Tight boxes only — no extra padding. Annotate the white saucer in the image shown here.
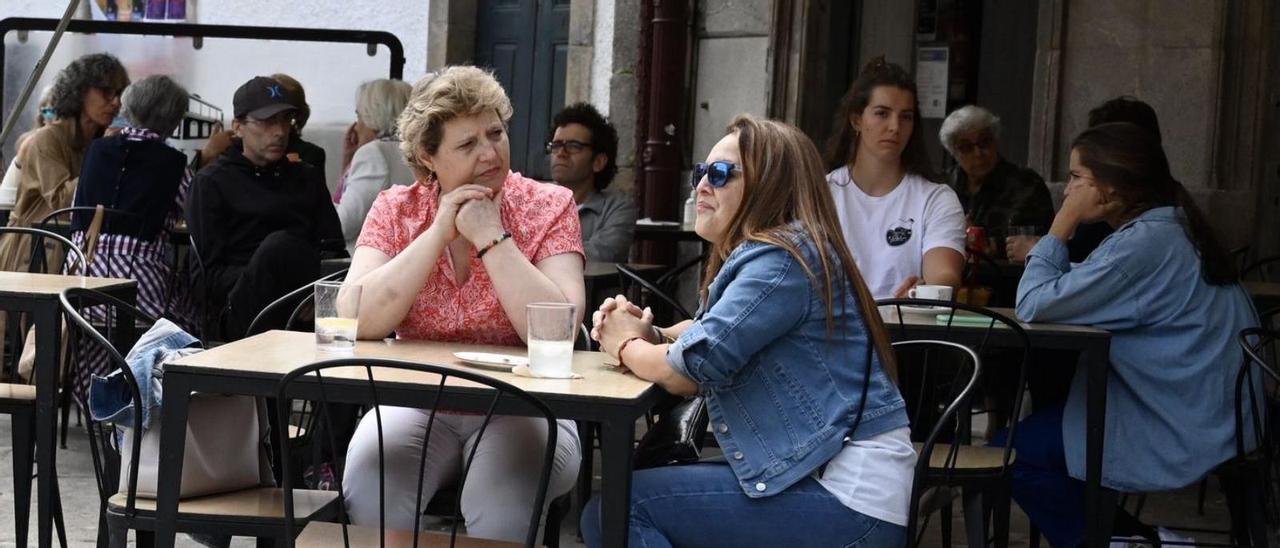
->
[896,304,950,317]
[453,351,526,372]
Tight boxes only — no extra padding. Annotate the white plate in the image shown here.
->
[452,352,527,372]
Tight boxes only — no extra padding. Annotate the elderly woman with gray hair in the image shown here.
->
[333,78,414,251]
[68,74,197,392]
[940,105,1054,258]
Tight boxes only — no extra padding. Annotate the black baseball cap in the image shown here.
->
[233,76,297,120]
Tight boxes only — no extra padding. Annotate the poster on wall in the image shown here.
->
[916,46,949,119]
[91,0,191,22]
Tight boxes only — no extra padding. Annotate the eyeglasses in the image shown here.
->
[691,161,740,190]
[94,86,125,102]
[953,134,995,155]
[245,114,297,130]
[546,140,591,155]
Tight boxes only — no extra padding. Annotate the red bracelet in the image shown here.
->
[616,336,647,369]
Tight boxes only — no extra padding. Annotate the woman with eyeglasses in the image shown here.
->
[0,53,129,274]
[340,66,584,542]
[582,115,913,547]
[1007,122,1257,547]
[823,57,965,299]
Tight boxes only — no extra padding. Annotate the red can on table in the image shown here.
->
[966,226,988,259]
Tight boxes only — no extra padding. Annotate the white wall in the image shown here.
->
[1,0,432,189]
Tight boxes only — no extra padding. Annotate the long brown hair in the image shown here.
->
[823,56,938,182]
[705,114,896,375]
[1072,122,1236,284]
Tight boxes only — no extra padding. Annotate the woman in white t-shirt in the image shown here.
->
[824,57,966,298]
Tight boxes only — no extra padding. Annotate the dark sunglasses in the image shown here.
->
[691,161,739,189]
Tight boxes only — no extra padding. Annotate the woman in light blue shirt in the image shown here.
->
[1008,122,1257,546]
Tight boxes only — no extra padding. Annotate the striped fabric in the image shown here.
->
[68,171,196,401]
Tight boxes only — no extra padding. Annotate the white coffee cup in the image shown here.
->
[907,284,954,301]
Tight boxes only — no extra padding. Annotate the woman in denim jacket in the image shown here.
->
[582,115,914,547]
[1007,122,1257,546]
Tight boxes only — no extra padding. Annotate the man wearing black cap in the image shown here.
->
[186,76,343,341]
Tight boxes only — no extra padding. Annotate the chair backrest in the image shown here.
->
[244,269,350,338]
[617,264,693,323]
[0,226,87,275]
[1242,255,1280,283]
[653,254,704,288]
[876,298,1030,471]
[58,287,159,517]
[37,206,148,240]
[274,357,559,548]
[894,339,981,548]
[1236,327,1280,456]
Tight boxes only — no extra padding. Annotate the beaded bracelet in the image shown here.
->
[477,231,512,258]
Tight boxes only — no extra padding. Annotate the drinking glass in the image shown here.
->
[526,302,577,377]
[315,281,361,352]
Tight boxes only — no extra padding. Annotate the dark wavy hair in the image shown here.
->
[823,56,937,181]
[550,102,618,191]
[1072,122,1235,284]
[1087,96,1162,143]
[47,53,129,121]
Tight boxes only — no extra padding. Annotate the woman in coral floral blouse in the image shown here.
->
[340,66,585,541]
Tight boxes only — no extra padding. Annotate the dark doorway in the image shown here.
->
[474,0,569,180]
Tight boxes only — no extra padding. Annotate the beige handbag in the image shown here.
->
[117,394,275,498]
[17,205,104,382]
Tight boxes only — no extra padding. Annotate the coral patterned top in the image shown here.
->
[356,171,584,346]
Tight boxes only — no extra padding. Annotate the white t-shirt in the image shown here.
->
[827,167,966,299]
[815,426,916,526]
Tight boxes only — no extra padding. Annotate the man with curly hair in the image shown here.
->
[547,102,636,262]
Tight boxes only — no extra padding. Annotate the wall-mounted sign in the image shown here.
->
[916,46,949,119]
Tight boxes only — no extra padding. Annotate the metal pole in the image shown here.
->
[0,0,82,164]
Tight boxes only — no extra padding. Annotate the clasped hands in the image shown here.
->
[591,295,656,370]
[433,184,506,245]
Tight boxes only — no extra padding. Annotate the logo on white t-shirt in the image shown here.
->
[885,218,915,247]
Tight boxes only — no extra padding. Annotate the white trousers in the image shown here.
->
[341,407,581,541]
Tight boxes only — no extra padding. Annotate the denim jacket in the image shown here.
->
[666,232,909,498]
[1017,207,1258,492]
[88,318,202,430]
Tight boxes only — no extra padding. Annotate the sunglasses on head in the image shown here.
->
[691,161,739,190]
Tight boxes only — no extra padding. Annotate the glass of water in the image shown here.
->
[315,281,361,352]
[526,302,577,377]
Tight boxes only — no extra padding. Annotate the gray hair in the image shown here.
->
[122,75,189,138]
[939,105,1001,155]
[355,79,412,138]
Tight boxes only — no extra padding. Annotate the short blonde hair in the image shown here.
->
[355,79,411,137]
[398,66,514,177]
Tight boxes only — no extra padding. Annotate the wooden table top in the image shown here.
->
[1244,281,1280,300]
[167,330,657,402]
[0,271,135,297]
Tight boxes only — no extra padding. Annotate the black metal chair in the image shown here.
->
[60,287,341,547]
[616,263,693,324]
[2,226,87,380]
[894,339,983,548]
[36,206,148,277]
[274,357,561,548]
[879,298,1031,548]
[1224,326,1279,547]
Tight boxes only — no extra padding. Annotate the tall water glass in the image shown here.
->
[526,302,577,377]
[315,281,361,352]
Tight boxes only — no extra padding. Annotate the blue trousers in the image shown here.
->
[992,407,1088,548]
[580,463,906,548]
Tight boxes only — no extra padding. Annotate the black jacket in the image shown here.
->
[186,144,342,296]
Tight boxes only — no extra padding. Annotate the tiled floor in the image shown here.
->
[0,416,1255,547]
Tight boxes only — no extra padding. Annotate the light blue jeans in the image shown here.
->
[580,463,906,548]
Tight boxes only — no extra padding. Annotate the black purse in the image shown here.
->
[633,393,710,469]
